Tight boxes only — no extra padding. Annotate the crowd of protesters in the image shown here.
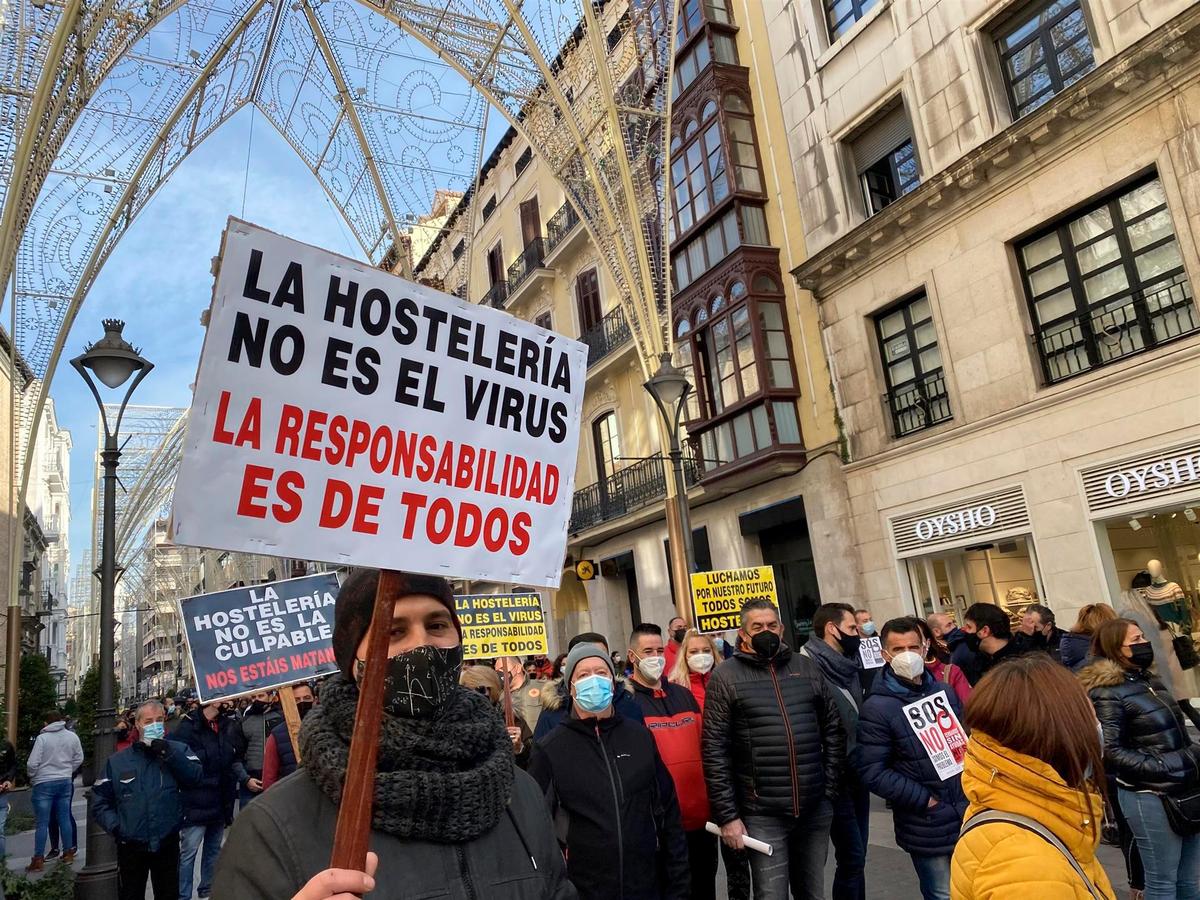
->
[7,565,1196,900]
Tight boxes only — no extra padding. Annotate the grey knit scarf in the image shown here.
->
[300,674,514,842]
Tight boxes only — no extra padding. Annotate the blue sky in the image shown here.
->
[56,106,364,588]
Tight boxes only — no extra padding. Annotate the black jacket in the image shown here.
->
[213,767,574,899]
[529,712,687,900]
[700,646,846,824]
[945,627,985,686]
[1081,658,1200,794]
[1011,627,1064,662]
[173,709,243,826]
[0,741,16,785]
[799,634,863,769]
[93,740,202,851]
[853,668,968,857]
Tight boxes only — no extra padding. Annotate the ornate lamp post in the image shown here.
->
[71,319,152,899]
[645,352,697,623]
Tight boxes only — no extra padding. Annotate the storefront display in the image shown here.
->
[890,486,1043,621]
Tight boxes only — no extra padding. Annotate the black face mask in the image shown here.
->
[750,630,782,660]
[1129,641,1154,670]
[295,700,315,720]
[246,701,266,716]
[835,630,862,659]
[672,628,687,644]
[961,631,982,653]
[356,644,464,719]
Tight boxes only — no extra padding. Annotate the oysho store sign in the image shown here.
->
[913,504,998,541]
[1082,441,1200,515]
[891,486,1030,557]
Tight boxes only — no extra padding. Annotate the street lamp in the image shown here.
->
[644,352,697,624]
[71,320,152,899]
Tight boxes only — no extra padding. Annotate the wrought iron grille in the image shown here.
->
[569,452,700,534]
[482,280,509,309]
[888,370,952,438]
[546,201,581,255]
[582,307,632,367]
[1037,278,1198,383]
[507,237,547,295]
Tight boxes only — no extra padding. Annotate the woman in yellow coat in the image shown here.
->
[951,654,1116,900]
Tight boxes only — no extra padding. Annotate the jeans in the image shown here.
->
[48,782,77,852]
[721,840,751,900]
[685,829,719,900]
[909,854,952,900]
[743,799,834,900]
[1119,787,1200,900]
[0,793,8,860]
[118,832,180,900]
[178,822,224,899]
[31,779,75,858]
[829,784,870,900]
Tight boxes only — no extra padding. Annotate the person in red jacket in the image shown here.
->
[663,616,687,673]
[627,623,716,900]
[667,629,721,710]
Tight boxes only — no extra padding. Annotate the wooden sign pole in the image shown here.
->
[330,569,400,871]
[278,685,303,766]
[502,664,514,728]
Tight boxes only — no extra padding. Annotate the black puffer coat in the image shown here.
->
[1080,658,1200,794]
[173,709,243,826]
[701,646,845,824]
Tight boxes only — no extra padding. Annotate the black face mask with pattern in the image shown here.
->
[356,644,465,719]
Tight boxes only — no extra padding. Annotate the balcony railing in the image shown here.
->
[482,279,508,309]
[507,237,547,295]
[888,369,952,438]
[545,201,581,256]
[581,306,632,367]
[1036,277,1198,384]
[569,451,701,534]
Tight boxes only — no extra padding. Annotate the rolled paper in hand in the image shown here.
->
[705,821,774,856]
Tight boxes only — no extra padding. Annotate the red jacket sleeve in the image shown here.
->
[261,734,280,789]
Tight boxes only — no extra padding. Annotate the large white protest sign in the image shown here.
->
[171,220,587,588]
[858,636,884,669]
[902,691,968,781]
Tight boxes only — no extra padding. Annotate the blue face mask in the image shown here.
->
[861,621,877,636]
[141,722,165,744]
[573,674,614,713]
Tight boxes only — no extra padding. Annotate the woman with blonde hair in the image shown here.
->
[668,629,722,710]
[951,654,1116,899]
[1060,603,1118,672]
[460,665,533,769]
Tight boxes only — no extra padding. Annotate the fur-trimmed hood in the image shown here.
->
[1077,657,1133,692]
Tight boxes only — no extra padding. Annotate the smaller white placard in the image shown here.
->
[902,691,968,781]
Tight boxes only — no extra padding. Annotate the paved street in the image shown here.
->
[2,792,1131,898]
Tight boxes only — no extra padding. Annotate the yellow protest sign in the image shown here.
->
[690,566,778,633]
[454,593,549,659]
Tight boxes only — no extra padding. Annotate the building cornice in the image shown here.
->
[791,6,1200,296]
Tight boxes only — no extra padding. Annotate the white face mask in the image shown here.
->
[637,655,666,681]
[889,650,926,681]
[687,652,715,674]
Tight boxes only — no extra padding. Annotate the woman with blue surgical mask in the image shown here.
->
[529,642,689,900]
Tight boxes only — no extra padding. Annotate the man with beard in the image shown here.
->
[702,599,846,900]
[261,682,318,789]
[234,689,283,807]
[211,569,574,899]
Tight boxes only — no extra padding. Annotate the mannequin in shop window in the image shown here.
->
[1143,559,1193,632]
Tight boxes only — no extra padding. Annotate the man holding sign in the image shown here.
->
[854,617,968,900]
[211,569,573,898]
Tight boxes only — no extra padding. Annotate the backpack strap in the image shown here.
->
[959,810,1109,900]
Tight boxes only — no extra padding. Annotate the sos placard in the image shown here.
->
[690,566,778,633]
[454,593,548,659]
[902,691,968,781]
[171,220,587,588]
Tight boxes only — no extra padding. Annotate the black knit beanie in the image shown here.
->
[332,569,460,679]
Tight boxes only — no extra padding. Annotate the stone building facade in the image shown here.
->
[415,0,862,651]
[768,0,1200,635]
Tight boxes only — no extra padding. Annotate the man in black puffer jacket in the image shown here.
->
[854,618,967,900]
[173,700,243,899]
[702,599,846,900]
